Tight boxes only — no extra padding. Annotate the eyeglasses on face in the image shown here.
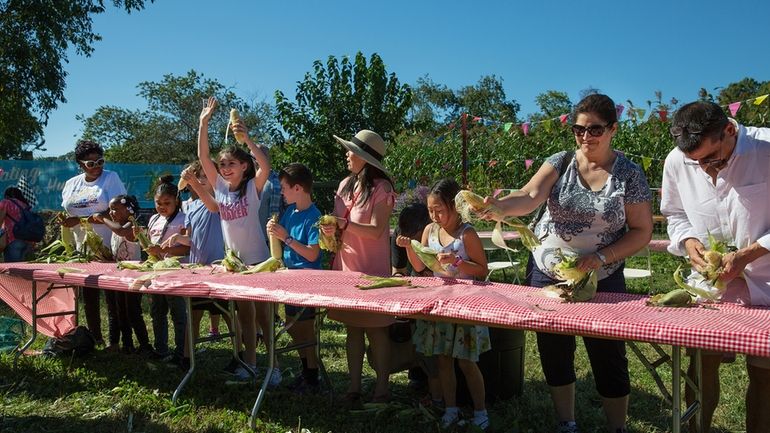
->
[571,123,611,137]
[683,156,727,169]
[79,158,105,169]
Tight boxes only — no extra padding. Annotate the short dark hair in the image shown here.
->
[4,187,28,205]
[279,163,313,193]
[397,202,430,238]
[573,94,618,125]
[428,178,461,210]
[671,101,728,153]
[155,174,179,199]
[74,140,104,161]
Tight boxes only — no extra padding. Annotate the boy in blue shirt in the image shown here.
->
[266,163,322,393]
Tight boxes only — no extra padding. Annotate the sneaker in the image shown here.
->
[287,375,319,395]
[232,365,256,382]
[557,421,579,433]
[472,413,490,431]
[441,408,460,429]
[222,352,244,374]
[266,367,282,389]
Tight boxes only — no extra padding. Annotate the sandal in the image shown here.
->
[341,391,364,411]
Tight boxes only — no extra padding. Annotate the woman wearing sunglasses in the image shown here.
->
[61,139,127,347]
[481,94,653,433]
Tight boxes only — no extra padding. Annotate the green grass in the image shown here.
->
[0,245,750,433]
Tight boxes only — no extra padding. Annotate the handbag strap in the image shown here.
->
[529,150,574,229]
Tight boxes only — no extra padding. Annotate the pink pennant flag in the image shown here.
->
[472,116,482,123]
[616,104,625,120]
[559,114,568,124]
[525,159,534,170]
[728,101,742,117]
[521,122,530,136]
[658,110,668,122]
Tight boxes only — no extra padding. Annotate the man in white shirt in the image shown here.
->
[661,100,770,433]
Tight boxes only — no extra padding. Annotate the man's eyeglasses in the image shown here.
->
[80,158,105,169]
[683,157,727,169]
[571,123,611,137]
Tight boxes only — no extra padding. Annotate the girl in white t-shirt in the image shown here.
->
[198,96,272,382]
[144,176,189,362]
[93,195,151,354]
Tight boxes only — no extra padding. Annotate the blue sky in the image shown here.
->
[39,0,770,157]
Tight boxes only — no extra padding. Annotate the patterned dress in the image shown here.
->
[412,223,491,362]
[532,150,651,280]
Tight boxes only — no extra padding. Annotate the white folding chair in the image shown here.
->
[481,237,521,283]
[623,246,653,291]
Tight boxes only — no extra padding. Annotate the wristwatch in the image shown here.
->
[595,251,607,265]
[285,237,294,246]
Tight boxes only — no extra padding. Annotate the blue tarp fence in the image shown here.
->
[0,160,186,211]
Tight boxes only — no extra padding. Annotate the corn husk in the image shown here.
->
[410,239,446,274]
[241,257,281,274]
[545,249,598,302]
[356,275,412,290]
[80,219,113,262]
[646,289,693,307]
[455,190,540,251]
[316,214,340,252]
[217,248,248,272]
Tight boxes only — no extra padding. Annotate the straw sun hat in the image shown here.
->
[333,130,388,174]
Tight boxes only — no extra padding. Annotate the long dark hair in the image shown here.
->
[428,178,461,210]
[340,164,393,206]
[3,187,29,206]
[219,145,256,199]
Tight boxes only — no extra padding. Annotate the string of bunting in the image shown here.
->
[421,92,769,173]
[438,92,770,138]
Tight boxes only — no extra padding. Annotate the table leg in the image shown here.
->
[172,297,196,404]
[672,345,681,433]
[249,302,275,430]
[13,281,39,368]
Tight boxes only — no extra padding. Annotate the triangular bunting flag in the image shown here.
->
[503,122,513,132]
[658,110,668,122]
[616,104,625,120]
[525,159,534,170]
[728,102,741,117]
[754,94,768,105]
[435,135,445,143]
[522,122,530,136]
[642,157,652,171]
[543,120,553,132]
[472,116,482,123]
[636,108,646,118]
[559,114,568,124]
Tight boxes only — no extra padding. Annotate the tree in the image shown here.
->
[409,75,520,130]
[79,70,278,164]
[274,52,412,180]
[528,90,572,122]
[0,0,154,159]
[717,77,770,125]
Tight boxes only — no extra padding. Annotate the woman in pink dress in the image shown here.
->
[321,130,396,408]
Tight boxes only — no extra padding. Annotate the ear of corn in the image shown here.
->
[61,223,75,255]
[229,109,247,144]
[129,216,159,262]
[646,289,693,307]
[80,219,113,262]
[269,214,283,261]
[673,263,724,302]
[410,239,446,274]
[455,190,540,250]
[241,257,281,274]
[316,214,340,252]
[568,270,598,302]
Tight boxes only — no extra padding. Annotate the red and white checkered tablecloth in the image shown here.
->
[2,262,769,357]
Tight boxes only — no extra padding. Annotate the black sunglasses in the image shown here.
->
[571,123,611,137]
[80,158,105,169]
[670,126,703,138]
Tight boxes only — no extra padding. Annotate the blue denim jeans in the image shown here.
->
[150,294,187,356]
[3,240,33,262]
